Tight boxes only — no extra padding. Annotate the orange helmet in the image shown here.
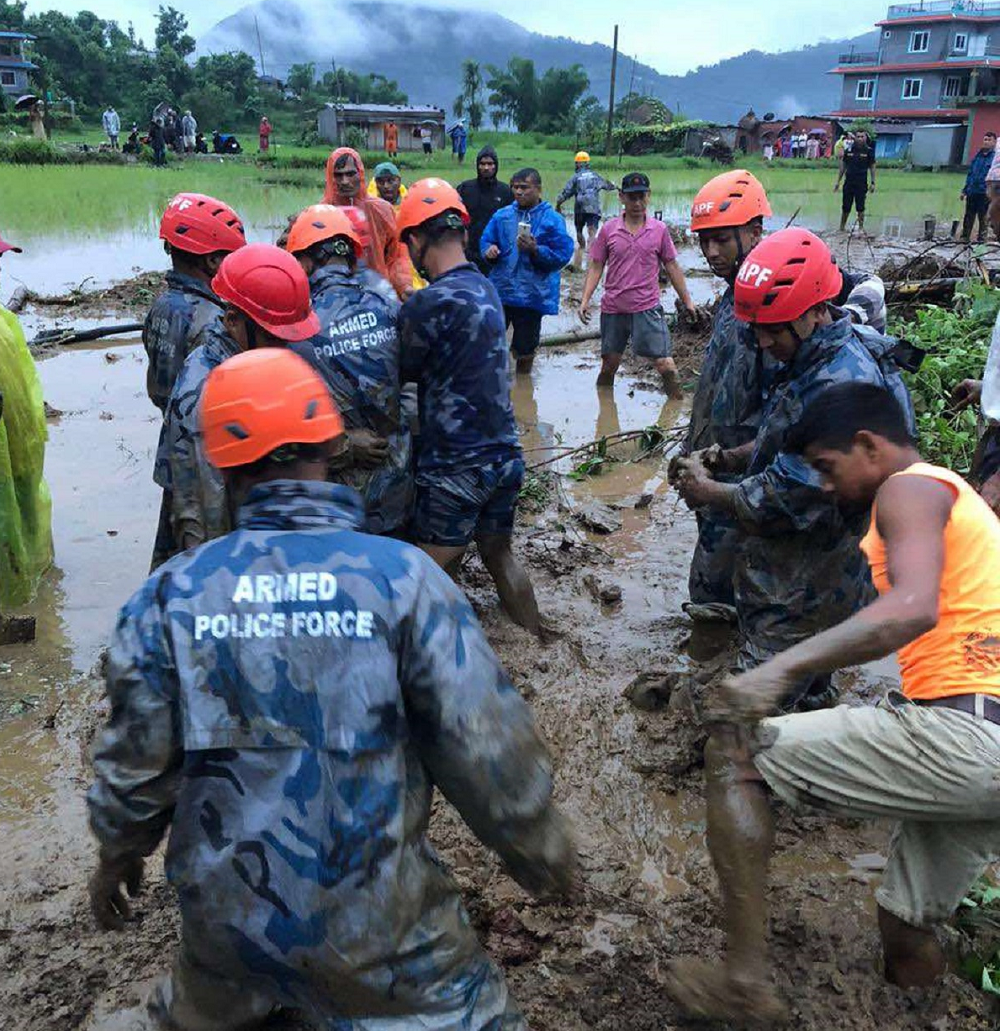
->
[285,204,363,258]
[160,193,246,255]
[690,170,772,232]
[396,178,470,240]
[212,243,320,342]
[734,229,842,325]
[201,349,344,469]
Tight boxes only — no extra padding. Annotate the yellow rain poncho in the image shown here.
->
[0,305,52,607]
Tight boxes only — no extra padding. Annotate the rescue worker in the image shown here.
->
[145,193,247,570]
[154,243,319,566]
[398,179,543,635]
[384,119,398,158]
[0,233,52,608]
[675,229,914,710]
[555,151,617,265]
[457,144,513,274]
[481,167,575,375]
[322,147,414,299]
[285,204,412,537]
[669,382,1000,1022]
[366,161,406,208]
[88,347,576,1031]
[676,171,890,624]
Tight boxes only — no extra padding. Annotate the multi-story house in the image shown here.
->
[0,31,36,98]
[830,2,1000,120]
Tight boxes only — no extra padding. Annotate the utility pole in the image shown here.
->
[605,24,618,157]
[254,16,267,78]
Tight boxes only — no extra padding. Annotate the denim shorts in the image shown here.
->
[600,307,672,359]
[413,455,525,547]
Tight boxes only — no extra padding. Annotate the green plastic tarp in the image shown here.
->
[0,304,52,608]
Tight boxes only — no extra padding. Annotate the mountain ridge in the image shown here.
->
[198,1,878,123]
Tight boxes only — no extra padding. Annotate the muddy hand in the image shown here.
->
[951,378,983,411]
[89,855,144,930]
[349,429,389,468]
[709,667,797,723]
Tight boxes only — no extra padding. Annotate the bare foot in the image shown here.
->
[665,957,788,1024]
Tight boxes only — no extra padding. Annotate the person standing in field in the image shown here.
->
[481,167,575,374]
[961,130,996,243]
[384,119,398,158]
[420,124,433,159]
[448,118,468,164]
[578,172,696,397]
[836,129,876,233]
[555,151,617,264]
[457,145,513,274]
[102,105,120,150]
[180,110,197,155]
[258,115,272,153]
[669,381,1000,1023]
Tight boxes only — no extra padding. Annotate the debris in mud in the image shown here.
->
[582,574,623,606]
[43,401,63,419]
[0,614,36,645]
[574,501,622,535]
[19,271,165,319]
[623,669,677,711]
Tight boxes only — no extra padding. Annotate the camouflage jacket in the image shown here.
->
[838,269,888,334]
[143,271,224,413]
[733,314,915,536]
[88,480,570,1025]
[153,320,239,554]
[301,264,412,535]
[399,263,520,474]
[555,168,617,216]
[684,288,762,457]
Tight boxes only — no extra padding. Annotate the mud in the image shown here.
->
[2,263,999,1030]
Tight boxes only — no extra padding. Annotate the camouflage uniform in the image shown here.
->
[152,320,239,568]
[555,168,617,217]
[301,264,412,536]
[730,314,914,706]
[143,271,224,414]
[683,289,762,611]
[89,480,570,1031]
[399,264,523,546]
[682,273,890,614]
[144,273,225,570]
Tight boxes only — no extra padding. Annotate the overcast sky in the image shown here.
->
[24,0,883,74]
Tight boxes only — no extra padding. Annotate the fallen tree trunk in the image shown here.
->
[30,323,144,349]
[539,328,601,348]
[6,285,29,314]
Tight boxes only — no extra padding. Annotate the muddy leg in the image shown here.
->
[597,352,621,387]
[653,356,683,399]
[667,725,786,1021]
[477,532,541,636]
[877,906,946,988]
[419,542,468,580]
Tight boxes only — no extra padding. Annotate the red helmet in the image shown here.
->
[160,193,246,255]
[734,229,842,325]
[212,243,320,342]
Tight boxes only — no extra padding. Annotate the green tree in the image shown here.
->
[486,57,537,132]
[453,59,483,131]
[0,0,27,29]
[154,5,194,58]
[286,61,316,97]
[534,63,589,133]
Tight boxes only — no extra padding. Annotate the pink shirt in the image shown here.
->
[589,215,677,314]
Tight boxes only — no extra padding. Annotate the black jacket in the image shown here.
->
[457,146,514,273]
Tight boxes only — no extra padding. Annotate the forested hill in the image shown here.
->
[199,0,878,122]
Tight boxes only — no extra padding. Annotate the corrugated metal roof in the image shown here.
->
[0,31,34,39]
[0,59,36,69]
[323,103,444,116]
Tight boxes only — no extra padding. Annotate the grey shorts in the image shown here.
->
[600,307,672,359]
[752,694,1000,926]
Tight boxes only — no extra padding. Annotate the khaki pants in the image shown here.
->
[753,694,1000,925]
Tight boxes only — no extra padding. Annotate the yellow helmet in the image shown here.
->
[574,151,590,164]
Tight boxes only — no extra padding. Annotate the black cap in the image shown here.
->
[621,172,650,193]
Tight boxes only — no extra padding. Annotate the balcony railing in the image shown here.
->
[839,50,881,64]
[886,1,1000,18]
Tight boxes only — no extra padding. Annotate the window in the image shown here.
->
[883,29,893,40]
[856,79,876,100]
[0,71,15,87]
[944,76,963,98]
[954,32,969,52]
[902,78,923,99]
[909,30,930,53]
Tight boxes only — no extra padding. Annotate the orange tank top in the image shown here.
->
[860,462,1000,700]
